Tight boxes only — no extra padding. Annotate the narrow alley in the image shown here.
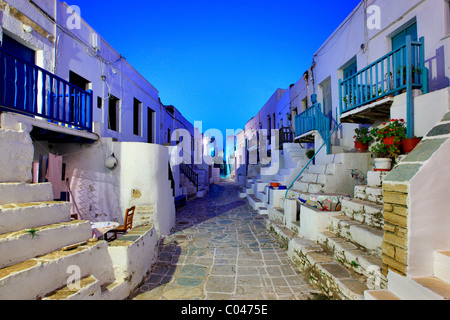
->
[129,181,320,300]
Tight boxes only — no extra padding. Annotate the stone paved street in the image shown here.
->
[129,181,320,300]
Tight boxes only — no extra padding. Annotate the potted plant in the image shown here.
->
[370,142,401,172]
[372,119,407,149]
[306,149,315,160]
[402,136,423,153]
[353,127,372,152]
[397,66,422,87]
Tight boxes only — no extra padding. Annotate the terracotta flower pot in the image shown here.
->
[354,141,368,152]
[402,137,422,153]
[270,182,280,188]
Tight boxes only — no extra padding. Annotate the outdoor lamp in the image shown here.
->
[22,24,33,33]
[105,153,118,170]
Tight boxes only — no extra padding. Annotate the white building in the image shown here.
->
[236,0,450,300]
[0,0,200,299]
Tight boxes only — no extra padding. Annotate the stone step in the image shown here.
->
[0,220,93,269]
[0,201,72,235]
[0,183,54,205]
[307,164,333,175]
[317,231,383,282]
[292,181,324,194]
[287,237,369,300]
[341,199,384,229]
[256,191,266,202]
[258,206,268,216]
[434,251,450,283]
[354,186,383,205]
[301,172,328,185]
[364,289,401,300]
[283,143,303,151]
[267,206,284,223]
[43,275,102,300]
[367,171,389,187]
[286,191,351,203]
[238,188,247,199]
[246,194,266,211]
[329,214,383,258]
[0,241,112,300]
[387,271,450,300]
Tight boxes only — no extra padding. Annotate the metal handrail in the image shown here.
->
[180,163,199,191]
[284,122,343,199]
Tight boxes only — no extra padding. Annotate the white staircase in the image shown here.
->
[365,251,450,300]
[0,124,158,300]
[267,170,387,300]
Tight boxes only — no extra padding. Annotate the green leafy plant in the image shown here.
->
[306,149,315,160]
[370,141,401,159]
[26,228,39,239]
[353,127,373,144]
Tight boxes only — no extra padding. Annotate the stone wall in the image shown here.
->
[382,183,409,276]
[381,110,450,277]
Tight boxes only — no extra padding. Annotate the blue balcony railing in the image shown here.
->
[295,102,331,154]
[339,36,429,137]
[0,49,93,132]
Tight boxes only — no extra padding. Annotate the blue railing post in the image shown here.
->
[0,50,3,107]
[338,79,343,115]
[406,35,414,138]
[87,89,93,132]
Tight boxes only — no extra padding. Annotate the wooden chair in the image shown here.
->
[105,206,136,241]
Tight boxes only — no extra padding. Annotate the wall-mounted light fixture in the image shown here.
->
[105,153,118,170]
[22,24,33,33]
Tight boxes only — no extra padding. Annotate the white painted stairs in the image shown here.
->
[0,181,114,300]
[267,171,387,300]
[365,251,450,300]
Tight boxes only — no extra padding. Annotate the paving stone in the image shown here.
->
[130,181,317,300]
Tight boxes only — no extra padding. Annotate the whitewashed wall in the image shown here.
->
[55,1,161,144]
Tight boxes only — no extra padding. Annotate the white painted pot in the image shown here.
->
[374,158,392,172]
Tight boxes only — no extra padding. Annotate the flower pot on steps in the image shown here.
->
[374,158,392,172]
[402,137,422,153]
[354,141,368,152]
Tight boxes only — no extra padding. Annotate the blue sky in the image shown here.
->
[71,0,361,137]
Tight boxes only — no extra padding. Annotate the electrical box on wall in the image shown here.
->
[91,33,101,51]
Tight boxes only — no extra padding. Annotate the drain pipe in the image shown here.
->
[284,122,343,199]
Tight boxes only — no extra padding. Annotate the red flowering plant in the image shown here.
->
[369,119,407,159]
[371,119,407,143]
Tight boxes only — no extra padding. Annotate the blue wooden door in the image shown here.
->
[392,23,418,85]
